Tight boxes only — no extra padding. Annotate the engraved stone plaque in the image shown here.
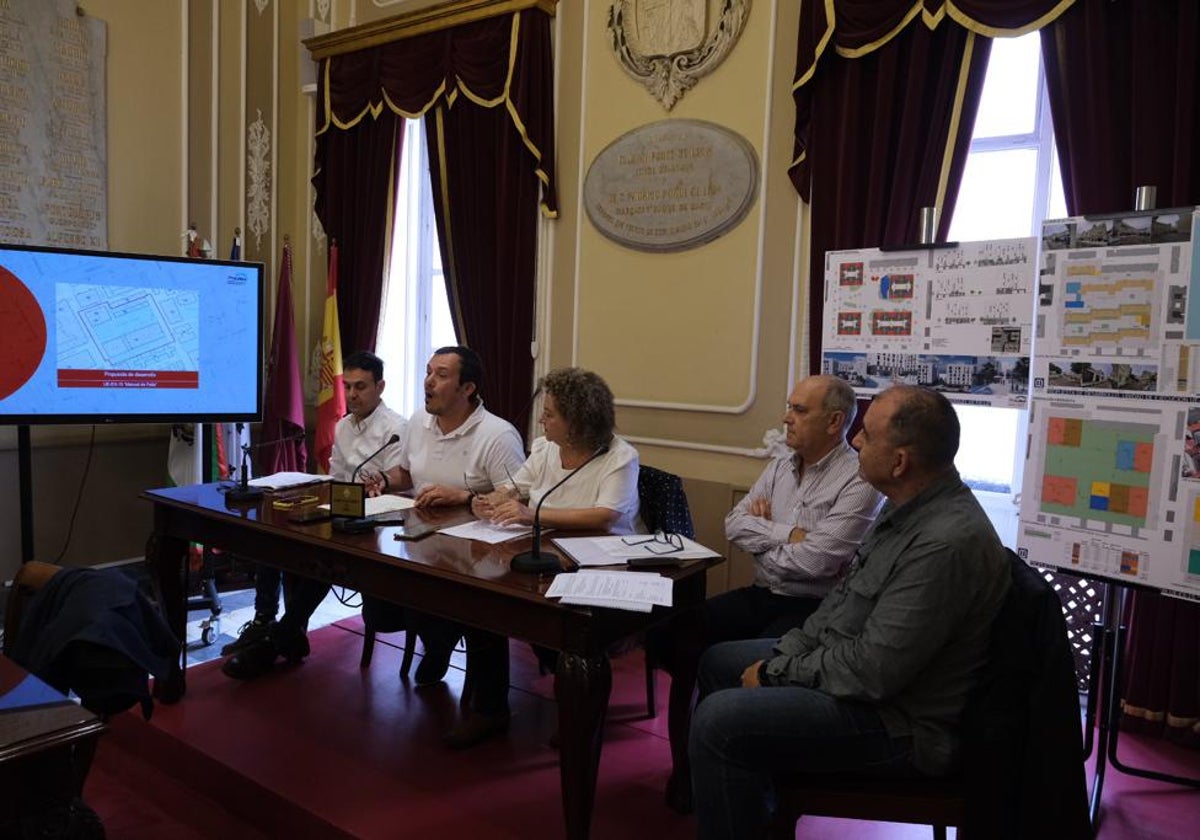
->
[583,119,758,253]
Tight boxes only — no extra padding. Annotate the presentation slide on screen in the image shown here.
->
[1018,209,1200,601]
[0,246,261,420]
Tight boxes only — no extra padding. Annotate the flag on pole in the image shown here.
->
[314,242,346,474]
[259,238,307,475]
[229,227,242,261]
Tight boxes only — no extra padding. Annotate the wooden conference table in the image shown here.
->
[0,655,106,830]
[143,482,720,840]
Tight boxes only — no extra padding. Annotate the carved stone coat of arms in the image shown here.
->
[609,0,751,111]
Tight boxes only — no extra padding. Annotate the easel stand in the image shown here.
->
[1083,581,1200,827]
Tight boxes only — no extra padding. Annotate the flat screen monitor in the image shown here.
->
[0,243,264,424]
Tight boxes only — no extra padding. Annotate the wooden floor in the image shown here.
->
[83,619,1200,839]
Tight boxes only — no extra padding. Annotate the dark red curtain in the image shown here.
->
[312,111,401,354]
[1041,0,1199,216]
[425,102,540,435]
[311,10,557,420]
[791,1,1074,372]
[1041,0,1200,747]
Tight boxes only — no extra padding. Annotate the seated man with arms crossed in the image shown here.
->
[654,375,882,805]
[363,345,526,687]
[689,386,1011,839]
[222,351,407,679]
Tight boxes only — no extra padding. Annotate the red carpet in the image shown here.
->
[84,620,1200,839]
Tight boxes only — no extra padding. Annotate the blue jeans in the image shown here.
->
[689,639,917,840]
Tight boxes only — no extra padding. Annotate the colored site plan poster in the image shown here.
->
[820,238,1036,408]
[1019,209,1200,601]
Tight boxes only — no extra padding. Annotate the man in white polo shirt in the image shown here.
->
[363,345,526,686]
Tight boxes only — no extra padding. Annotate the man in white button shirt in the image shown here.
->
[222,351,407,679]
[654,375,884,809]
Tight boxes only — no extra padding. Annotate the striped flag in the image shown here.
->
[259,239,307,475]
[314,242,346,474]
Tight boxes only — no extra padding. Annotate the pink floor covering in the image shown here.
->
[84,619,1200,839]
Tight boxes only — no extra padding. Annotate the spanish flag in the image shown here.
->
[314,242,346,474]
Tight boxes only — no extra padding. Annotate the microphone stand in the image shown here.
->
[225,443,264,502]
[225,429,306,503]
[511,445,609,574]
[333,434,402,533]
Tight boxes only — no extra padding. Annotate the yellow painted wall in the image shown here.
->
[3,0,809,582]
[551,1,805,492]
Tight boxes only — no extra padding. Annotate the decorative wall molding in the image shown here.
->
[246,109,271,248]
[306,0,558,60]
[608,0,751,111]
[254,0,270,16]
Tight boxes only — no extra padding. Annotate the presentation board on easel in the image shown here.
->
[820,238,1037,409]
[1017,208,1200,602]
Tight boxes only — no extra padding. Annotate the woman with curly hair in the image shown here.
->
[445,367,642,748]
[477,366,640,533]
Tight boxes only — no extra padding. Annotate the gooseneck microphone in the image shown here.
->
[510,443,610,574]
[351,433,401,483]
[334,434,402,533]
[225,429,306,502]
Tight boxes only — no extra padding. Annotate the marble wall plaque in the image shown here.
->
[0,0,107,249]
[583,119,757,253]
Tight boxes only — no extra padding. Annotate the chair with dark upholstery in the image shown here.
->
[636,465,695,717]
[768,549,1091,840]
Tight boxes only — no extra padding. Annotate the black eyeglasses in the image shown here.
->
[622,530,684,555]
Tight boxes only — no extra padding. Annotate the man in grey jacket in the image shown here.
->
[688,385,1011,840]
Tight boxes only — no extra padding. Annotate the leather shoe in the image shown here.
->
[221,637,279,680]
[442,711,510,749]
[414,636,455,686]
[275,630,310,664]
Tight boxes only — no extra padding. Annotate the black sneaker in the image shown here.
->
[221,637,280,680]
[220,617,275,656]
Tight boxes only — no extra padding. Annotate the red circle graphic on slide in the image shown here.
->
[0,265,48,400]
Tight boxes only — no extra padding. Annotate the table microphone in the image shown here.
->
[511,443,610,574]
[350,434,401,483]
[334,434,402,533]
[225,430,306,502]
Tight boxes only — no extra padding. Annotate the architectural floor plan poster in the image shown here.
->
[1018,209,1200,601]
[820,238,1036,408]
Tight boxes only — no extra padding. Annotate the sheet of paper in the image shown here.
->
[544,569,673,608]
[551,535,721,567]
[247,472,333,490]
[317,494,415,516]
[440,519,533,544]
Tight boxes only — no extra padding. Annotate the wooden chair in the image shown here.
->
[358,599,417,676]
[768,776,965,839]
[4,561,63,655]
[636,465,695,717]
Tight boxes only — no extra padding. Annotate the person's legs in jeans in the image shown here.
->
[652,586,821,811]
[221,564,283,656]
[690,639,916,840]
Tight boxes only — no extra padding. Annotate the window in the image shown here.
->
[375,119,457,417]
[948,32,1065,511]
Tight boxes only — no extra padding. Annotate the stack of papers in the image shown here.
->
[544,569,674,613]
[551,535,721,567]
[248,472,333,490]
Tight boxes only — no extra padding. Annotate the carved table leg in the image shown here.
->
[665,606,704,814]
[147,531,188,702]
[555,651,612,840]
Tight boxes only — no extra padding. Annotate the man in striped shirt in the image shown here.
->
[658,375,883,811]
